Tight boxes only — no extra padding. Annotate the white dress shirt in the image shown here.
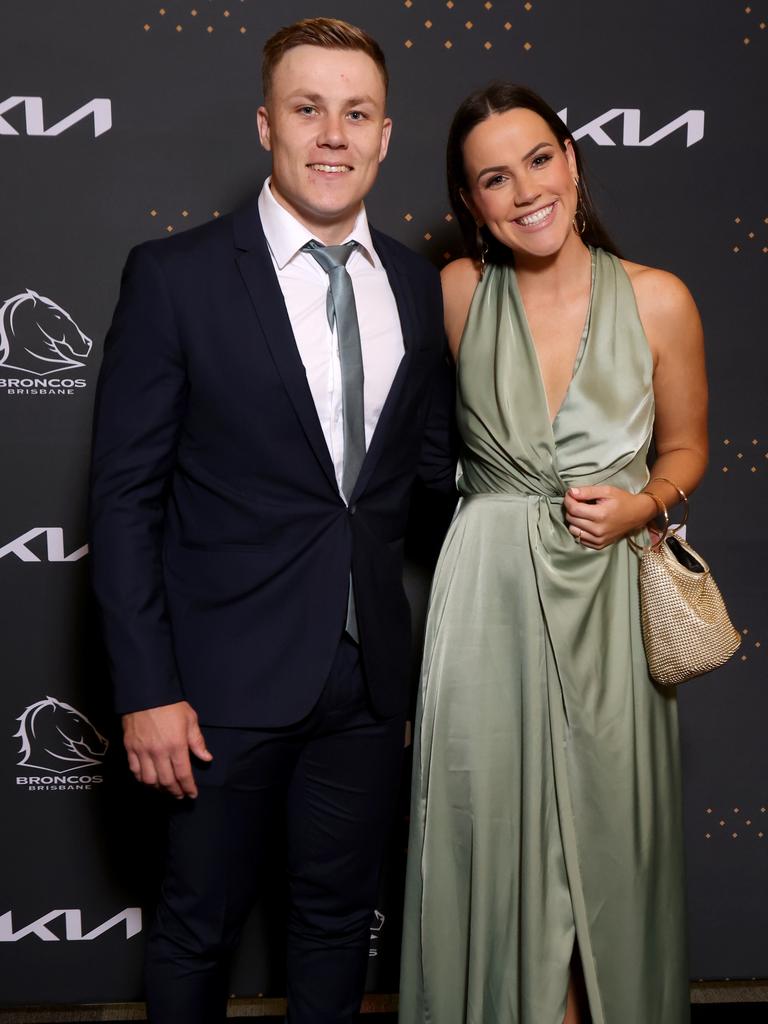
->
[258,178,404,499]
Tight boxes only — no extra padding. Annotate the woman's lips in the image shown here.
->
[513,200,558,230]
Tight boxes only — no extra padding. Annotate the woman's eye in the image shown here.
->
[484,174,506,189]
[531,154,552,168]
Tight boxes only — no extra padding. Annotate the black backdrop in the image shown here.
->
[0,0,766,1005]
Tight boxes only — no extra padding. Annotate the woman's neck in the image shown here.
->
[513,234,592,301]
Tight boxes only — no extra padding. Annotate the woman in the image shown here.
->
[399,83,707,1024]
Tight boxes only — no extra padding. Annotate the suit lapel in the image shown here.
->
[233,201,338,494]
[350,232,418,501]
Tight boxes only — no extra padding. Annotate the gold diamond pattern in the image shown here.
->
[731,213,767,254]
[401,0,536,54]
[707,805,768,840]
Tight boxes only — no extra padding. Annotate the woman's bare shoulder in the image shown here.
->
[441,257,482,288]
[441,258,482,358]
[619,258,702,353]
[619,259,697,317]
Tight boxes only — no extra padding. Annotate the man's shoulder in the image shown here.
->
[369,227,439,284]
[131,209,236,268]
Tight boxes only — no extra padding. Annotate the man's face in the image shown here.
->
[257,45,391,244]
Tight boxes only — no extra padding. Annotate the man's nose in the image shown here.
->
[317,113,348,148]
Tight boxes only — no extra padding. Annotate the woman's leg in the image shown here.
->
[563,945,591,1024]
[563,975,581,1024]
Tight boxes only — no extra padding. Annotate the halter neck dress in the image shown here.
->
[399,248,689,1023]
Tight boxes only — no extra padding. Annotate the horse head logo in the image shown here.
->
[0,290,92,375]
[14,696,109,773]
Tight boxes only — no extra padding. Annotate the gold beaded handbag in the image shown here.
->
[629,479,741,686]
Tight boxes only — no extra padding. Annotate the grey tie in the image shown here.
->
[303,240,366,640]
[303,240,366,502]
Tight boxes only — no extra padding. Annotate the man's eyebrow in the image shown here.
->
[286,92,377,106]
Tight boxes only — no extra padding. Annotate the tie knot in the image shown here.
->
[303,239,357,274]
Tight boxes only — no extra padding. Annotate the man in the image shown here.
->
[90,17,455,1024]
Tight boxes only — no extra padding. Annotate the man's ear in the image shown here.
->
[257,105,272,152]
[378,117,393,163]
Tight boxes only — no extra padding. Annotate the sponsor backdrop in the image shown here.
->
[0,0,766,1008]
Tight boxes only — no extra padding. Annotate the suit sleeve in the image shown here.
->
[89,244,188,714]
[416,270,459,496]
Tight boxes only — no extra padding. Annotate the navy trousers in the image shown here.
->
[144,636,406,1023]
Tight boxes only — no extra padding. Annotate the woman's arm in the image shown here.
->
[633,264,709,506]
[441,258,481,361]
[564,265,708,549]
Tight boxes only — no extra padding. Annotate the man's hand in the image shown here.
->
[122,701,213,799]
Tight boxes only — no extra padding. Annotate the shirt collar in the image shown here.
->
[257,177,379,270]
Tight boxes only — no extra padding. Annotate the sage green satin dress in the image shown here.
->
[399,249,689,1023]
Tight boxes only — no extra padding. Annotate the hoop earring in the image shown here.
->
[572,177,587,236]
[476,225,489,278]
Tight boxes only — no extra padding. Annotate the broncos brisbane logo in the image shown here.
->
[0,289,92,375]
[14,697,109,773]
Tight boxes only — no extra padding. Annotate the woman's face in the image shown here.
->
[461,107,579,260]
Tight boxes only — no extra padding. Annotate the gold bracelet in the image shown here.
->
[647,476,688,533]
[628,490,669,552]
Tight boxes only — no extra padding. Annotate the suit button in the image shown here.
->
[349,504,357,515]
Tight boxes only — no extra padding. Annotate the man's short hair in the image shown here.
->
[262,17,389,99]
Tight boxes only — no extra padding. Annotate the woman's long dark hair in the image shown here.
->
[447,82,619,264]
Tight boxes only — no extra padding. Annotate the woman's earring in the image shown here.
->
[476,225,489,278]
[572,177,587,236]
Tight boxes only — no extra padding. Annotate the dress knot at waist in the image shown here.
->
[461,491,565,508]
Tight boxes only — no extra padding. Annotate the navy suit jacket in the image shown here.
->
[89,198,456,726]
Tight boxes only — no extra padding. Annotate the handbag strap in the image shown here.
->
[648,476,688,536]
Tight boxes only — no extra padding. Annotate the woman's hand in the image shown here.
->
[564,485,658,550]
